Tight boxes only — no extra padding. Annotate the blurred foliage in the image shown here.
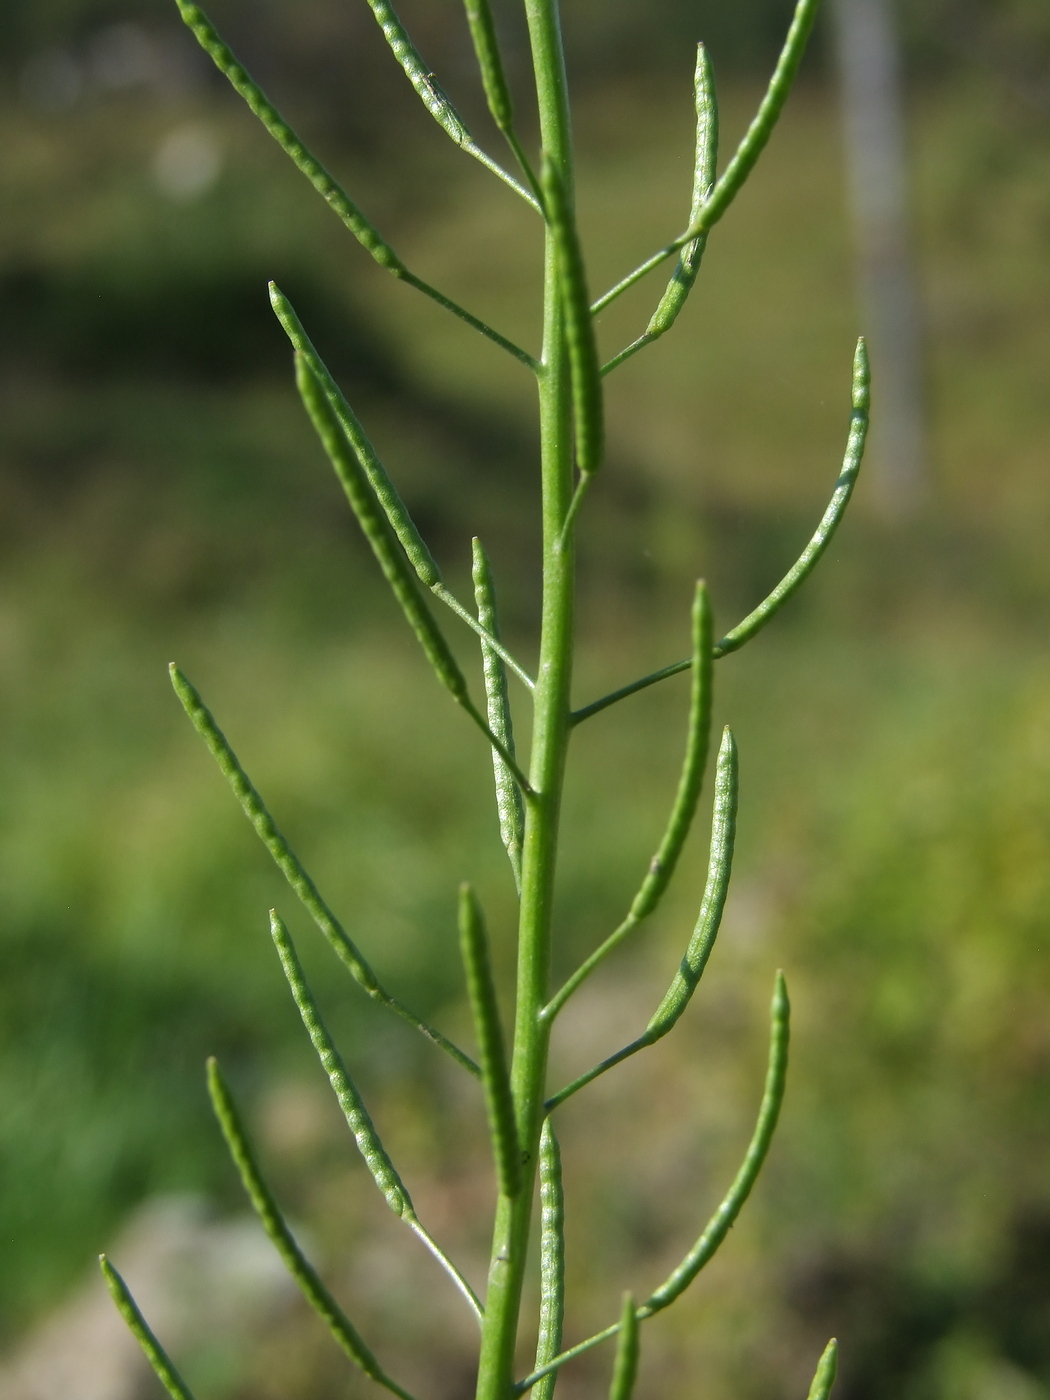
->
[1,1,1050,1398]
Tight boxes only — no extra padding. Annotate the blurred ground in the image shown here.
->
[1,1,1049,1397]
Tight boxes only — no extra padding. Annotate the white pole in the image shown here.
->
[831,0,927,515]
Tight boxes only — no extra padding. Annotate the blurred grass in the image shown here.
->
[1,7,1050,1398]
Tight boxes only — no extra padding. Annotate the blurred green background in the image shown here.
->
[1,0,1049,1396]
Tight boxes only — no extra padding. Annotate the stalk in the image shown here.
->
[475,2,576,1393]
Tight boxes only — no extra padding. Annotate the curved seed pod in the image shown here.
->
[575,339,870,721]
[522,979,791,1392]
[168,665,479,1078]
[608,1294,640,1400]
[544,584,713,1019]
[644,972,790,1312]
[644,726,738,1038]
[716,339,869,656]
[678,0,822,246]
[532,1119,565,1400]
[270,285,441,588]
[271,912,413,1218]
[646,46,719,333]
[459,886,521,1199]
[472,540,525,888]
[541,155,604,477]
[602,46,719,376]
[365,0,470,143]
[629,581,715,922]
[590,0,821,321]
[544,728,737,1110]
[463,0,515,134]
[807,1339,839,1400]
[100,1258,196,1400]
[206,1059,420,1396]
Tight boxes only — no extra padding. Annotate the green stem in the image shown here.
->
[475,2,575,1395]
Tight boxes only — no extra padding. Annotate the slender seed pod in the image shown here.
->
[541,154,604,477]
[459,885,522,1199]
[523,980,792,1391]
[252,328,532,682]
[256,309,533,683]
[100,1257,196,1400]
[646,45,719,333]
[168,665,479,1077]
[206,1059,419,1398]
[175,0,535,211]
[807,1339,839,1400]
[532,1119,565,1400]
[295,352,468,697]
[362,0,470,144]
[591,0,822,323]
[678,0,822,246]
[272,916,486,1321]
[297,354,534,794]
[575,339,870,724]
[602,46,719,376]
[463,0,515,135]
[175,2,400,271]
[356,0,537,206]
[271,285,442,588]
[630,581,715,921]
[608,1294,641,1400]
[271,912,414,1218]
[472,539,525,888]
[645,726,738,1038]
[716,338,869,657]
[280,285,530,682]
[644,973,790,1312]
[544,728,737,1110]
[176,3,537,363]
[544,583,714,1019]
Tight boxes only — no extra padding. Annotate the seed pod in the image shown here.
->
[542,155,604,476]
[645,972,790,1312]
[458,885,521,1198]
[608,1294,640,1400]
[472,539,525,887]
[463,0,515,135]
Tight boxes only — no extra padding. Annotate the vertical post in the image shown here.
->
[831,0,926,515]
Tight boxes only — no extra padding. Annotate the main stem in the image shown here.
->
[475,2,575,1396]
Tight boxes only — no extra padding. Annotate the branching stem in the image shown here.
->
[125,1,851,1393]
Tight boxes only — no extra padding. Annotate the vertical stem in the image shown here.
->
[475,2,575,1395]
